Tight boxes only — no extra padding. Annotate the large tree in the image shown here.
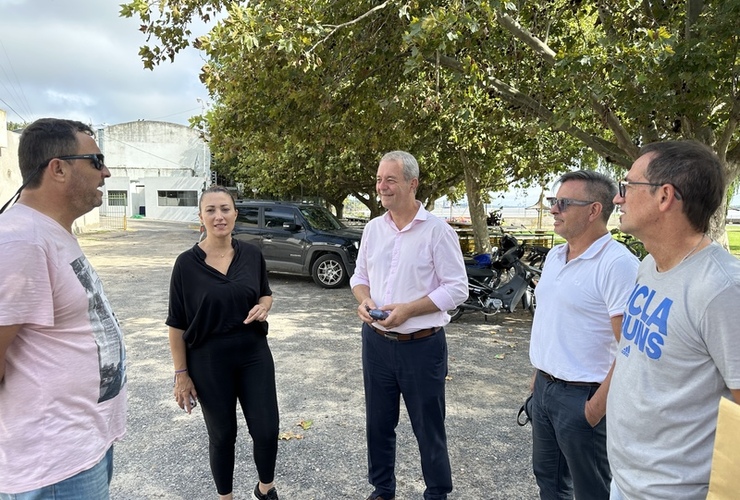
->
[400,0,739,240]
[122,0,587,252]
[121,1,739,245]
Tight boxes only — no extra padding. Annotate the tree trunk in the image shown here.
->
[461,153,492,255]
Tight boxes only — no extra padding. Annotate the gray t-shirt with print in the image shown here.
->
[607,242,740,499]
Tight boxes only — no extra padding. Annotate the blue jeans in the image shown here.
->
[0,446,113,500]
[362,323,451,500]
[531,371,609,500]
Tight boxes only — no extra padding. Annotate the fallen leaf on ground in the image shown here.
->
[278,431,304,440]
[298,420,313,430]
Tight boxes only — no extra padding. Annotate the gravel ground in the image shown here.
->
[79,219,538,499]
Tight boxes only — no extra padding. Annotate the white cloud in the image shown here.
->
[0,0,211,126]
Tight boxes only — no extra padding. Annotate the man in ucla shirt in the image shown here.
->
[608,140,740,499]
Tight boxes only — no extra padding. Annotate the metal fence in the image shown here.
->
[99,196,127,230]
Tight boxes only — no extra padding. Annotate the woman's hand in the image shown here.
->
[174,371,198,414]
[244,303,269,324]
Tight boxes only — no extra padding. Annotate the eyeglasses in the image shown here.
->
[546,197,595,212]
[618,180,683,200]
[54,153,106,171]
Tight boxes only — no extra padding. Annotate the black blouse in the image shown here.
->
[166,239,272,348]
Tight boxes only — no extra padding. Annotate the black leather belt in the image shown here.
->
[539,370,601,387]
[371,325,440,341]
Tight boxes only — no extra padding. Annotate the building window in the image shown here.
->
[157,190,198,207]
[108,190,127,206]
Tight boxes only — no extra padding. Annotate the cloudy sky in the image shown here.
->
[0,0,210,127]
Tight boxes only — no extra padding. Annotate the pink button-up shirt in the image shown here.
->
[350,202,468,333]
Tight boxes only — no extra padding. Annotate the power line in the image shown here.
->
[0,96,27,124]
[0,40,32,121]
[148,106,203,122]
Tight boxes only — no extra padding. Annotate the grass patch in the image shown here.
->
[726,225,740,256]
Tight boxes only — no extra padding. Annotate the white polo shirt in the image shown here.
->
[529,233,638,382]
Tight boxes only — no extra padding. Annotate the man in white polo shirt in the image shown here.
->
[529,170,638,500]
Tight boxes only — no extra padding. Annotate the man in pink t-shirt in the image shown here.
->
[0,118,127,498]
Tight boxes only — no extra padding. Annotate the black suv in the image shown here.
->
[229,201,362,288]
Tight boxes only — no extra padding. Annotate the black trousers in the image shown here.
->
[362,323,452,500]
[188,329,279,495]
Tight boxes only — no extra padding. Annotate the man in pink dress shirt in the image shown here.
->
[350,151,468,500]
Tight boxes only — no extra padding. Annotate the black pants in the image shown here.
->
[362,323,452,500]
[188,330,279,495]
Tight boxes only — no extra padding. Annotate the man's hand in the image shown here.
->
[375,303,409,330]
[357,301,381,323]
[584,397,606,427]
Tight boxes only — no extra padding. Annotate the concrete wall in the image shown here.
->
[0,109,22,205]
[100,121,210,222]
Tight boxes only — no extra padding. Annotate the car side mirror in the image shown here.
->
[282,222,300,231]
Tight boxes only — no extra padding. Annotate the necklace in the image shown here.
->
[679,234,706,264]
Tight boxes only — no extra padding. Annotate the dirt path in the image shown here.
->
[80,219,538,499]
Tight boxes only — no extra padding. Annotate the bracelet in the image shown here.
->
[173,369,187,385]
[172,368,188,385]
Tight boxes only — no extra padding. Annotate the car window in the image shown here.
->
[300,206,345,231]
[236,206,259,227]
[264,207,296,229]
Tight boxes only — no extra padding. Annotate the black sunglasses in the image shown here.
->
[0,153,107,214]
[546,197,595,212]
[54,153,106,171]
[618,180,683,200]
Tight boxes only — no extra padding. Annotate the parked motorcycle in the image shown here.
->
[448,234,540,322]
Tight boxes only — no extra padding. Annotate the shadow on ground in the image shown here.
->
[82,219,538,499]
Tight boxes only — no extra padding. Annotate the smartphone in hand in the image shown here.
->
[368,308,389,321]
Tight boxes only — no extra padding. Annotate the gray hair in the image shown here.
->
[380,151,419,181]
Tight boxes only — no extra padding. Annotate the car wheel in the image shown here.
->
[312,253,347,288]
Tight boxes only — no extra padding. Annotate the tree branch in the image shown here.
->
[434,53,633,166]
[307,1,389,56]
[716,97,740,164]
[686,0,705,39]
[495,12,556,65]
[589,97,640,158]
[493,11,635,163]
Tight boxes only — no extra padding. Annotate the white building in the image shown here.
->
[1,113,208,227]
[99,120,210,222]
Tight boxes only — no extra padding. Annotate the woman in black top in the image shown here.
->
[167,186,279,500]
